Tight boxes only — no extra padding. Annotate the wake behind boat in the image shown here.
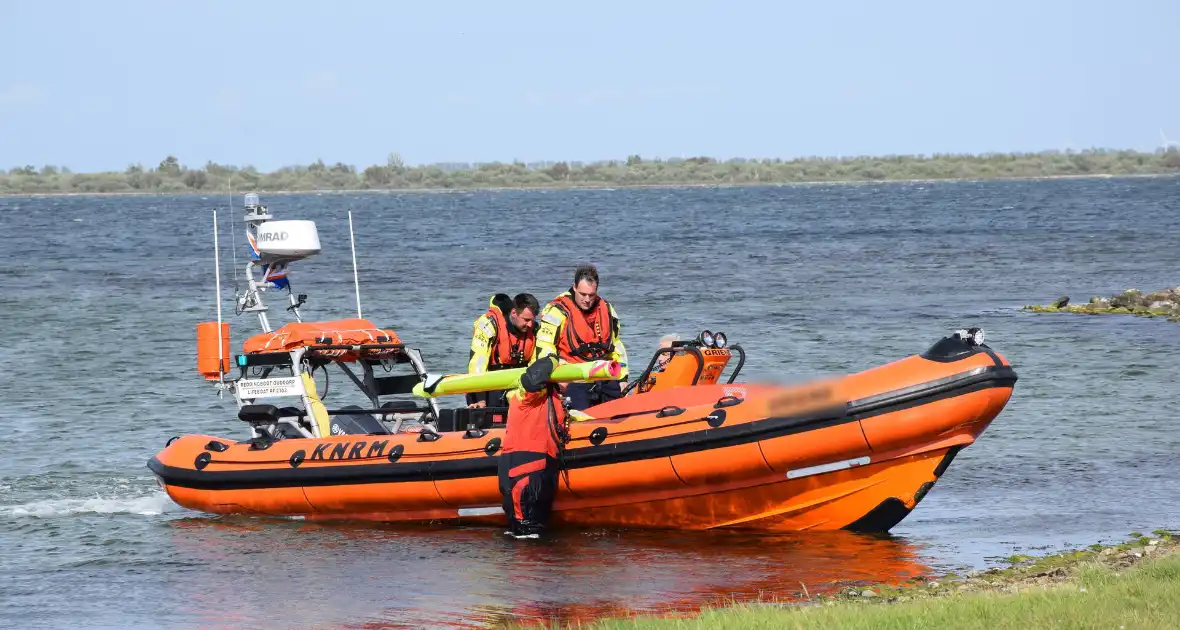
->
[147,195,1018,532]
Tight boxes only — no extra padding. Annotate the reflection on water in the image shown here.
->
[166,517,933,629]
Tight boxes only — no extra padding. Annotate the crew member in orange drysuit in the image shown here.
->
[498,353,567,539]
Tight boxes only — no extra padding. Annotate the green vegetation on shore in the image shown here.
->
[543,531,1180,630]
[1024,287,1180,322]
[3,148,1180,195]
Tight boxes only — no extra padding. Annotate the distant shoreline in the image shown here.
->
[3,171,1177,199]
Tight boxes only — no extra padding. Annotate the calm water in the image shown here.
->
[2,177,1179,628]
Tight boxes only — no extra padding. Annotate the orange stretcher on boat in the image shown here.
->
[151,194,1018,533]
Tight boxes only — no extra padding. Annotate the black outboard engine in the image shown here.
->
[330,405,393,436]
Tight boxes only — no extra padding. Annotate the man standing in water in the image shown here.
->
[533,265,629,410]
[498,353,566,539]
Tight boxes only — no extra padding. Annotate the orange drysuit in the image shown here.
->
[498,354,567,538]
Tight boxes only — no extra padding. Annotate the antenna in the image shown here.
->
[228,176,239,292]
[348,209,363,319]
[213,209,224,385]
[1161,129,1180,150]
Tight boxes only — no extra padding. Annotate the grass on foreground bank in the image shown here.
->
[3,148,1180,195]
[533,531,1180,630]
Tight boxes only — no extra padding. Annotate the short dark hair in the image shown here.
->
[573,265,599,287]
[513,293,540,315]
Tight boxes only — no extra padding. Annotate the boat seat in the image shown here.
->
[239,404,285,424]
[379,400,429,413]
[237,404,312,439]
[435,406,508,432]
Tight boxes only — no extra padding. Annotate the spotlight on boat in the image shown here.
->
[713,332,728,349]
[699,329,714,347]
[955,327,986,346]
[244,192,260,208]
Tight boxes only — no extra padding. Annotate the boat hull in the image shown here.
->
[149,339,1017,532]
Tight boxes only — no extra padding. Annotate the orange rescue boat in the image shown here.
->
[152,322,1016,532]
[149,194,1018,532]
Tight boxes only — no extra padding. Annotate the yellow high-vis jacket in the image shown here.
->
[468,294,539,375]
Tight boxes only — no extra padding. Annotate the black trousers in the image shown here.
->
[498,450,559,537]
[564,379,624,411]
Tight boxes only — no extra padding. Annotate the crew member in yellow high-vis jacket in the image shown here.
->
[533,265,628,411]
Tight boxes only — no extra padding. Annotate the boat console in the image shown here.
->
[626,329,746,395]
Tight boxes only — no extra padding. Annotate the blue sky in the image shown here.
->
[1,0,1177,172]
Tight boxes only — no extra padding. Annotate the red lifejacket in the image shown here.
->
[502,388,566,458]
[487,305,537,369]
[550,293,614,362]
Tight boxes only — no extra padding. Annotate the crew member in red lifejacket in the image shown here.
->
[466,293,540,412]
[533,265,629,411]
[499,353,567,539]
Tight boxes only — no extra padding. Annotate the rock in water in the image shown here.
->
[1027,287,1180,321]
[1109,291,1137,311]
